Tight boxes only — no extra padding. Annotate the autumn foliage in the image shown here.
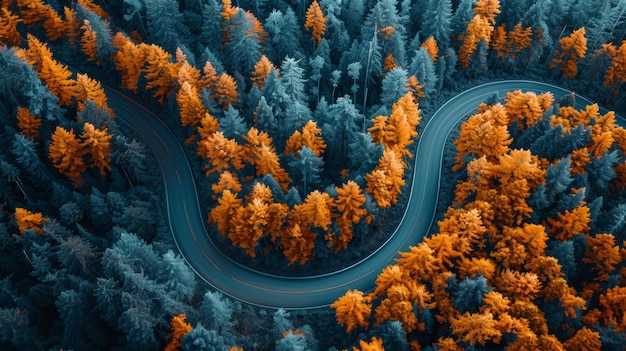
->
[14,208,46,234]
[334,94,626,349]
[304,0,327,45]
[164,313,192,351]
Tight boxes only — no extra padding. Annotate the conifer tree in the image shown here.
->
[304,0,327,46]
[549,28,587,79]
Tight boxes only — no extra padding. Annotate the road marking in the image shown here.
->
[183,202,197,242]
[202,250,221,271]
[232,270,376,294]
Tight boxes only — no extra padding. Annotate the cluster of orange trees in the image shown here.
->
[332,90,626,349]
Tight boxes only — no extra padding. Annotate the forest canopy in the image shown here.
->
[0,0,625,350]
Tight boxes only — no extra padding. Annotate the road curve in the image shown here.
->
[107,80,613,309]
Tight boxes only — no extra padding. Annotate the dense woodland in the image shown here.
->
[1,0,626,350]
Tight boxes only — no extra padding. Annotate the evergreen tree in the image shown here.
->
[380,67,409,108]
[422,0,453,48]
[219,105,247,142]
[409,47,438,98]
[288,146,324,195]
[146,0,186,53]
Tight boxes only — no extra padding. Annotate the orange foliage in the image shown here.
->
[549,28,587,79]
[383,53,397,72]
[495,269,542,302]
[365,150,405,208]
[504,90,554,131]
[251,55,275,90]
[75,73,113,115]
[421,36,439,63]
[491,25,508,57]
[284,120,326,157]
[304,0,327,45]
[80,20,99,64]
[562,327,602,351]
[17,34,78,106]
[221,0,238,21]
[541,278,586,318]
[200,60,219,92]
[352,337,384,351]
[334,181,367,232]
[77,0,109,18]
[605,41,626,88]
[164,313,192,351]
[453,103,511,171]
[508,23,533,58]
[330,289,372,333]
[111,32,147,93]
[545,205,590,241]
[176,48,201,89]
[63,6,80,44]
[243,128,291,190]
[49,126,86,178]
[16,107,41,140]
[0,7,22,46]
[198,131,245,176]
[583,233,622,282]
[451,312,502,346]
[144,44,177,104]
[209,190,242,237]
[81,123,113,176]
[406,75,425,101]
[213,73,239,109]
[14,208,46,234]
[596,286,626,332]
[16,0,64,41]
[458,15,493,67]
[177,81,207,127]
[474,0,501,24]
[280,221,317,264]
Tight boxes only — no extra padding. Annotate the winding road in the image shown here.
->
[108,80,612,309]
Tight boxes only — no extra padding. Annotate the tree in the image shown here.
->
[251,55,275,90]
[451,311,502,346]
[421,36,439,63]
[549,28,587,79]
[243,127,292,190]
[143,44,177,104]
[0,7,22,47]
[16,107,41,140]
[111,32,147,93]
[583,233,622,282]
[14,208,46,234]
[212,73,239,109]
[49,126,86,179]
[562,327,602,351]
[80,122,113,176]
[304,0,327,46]
[331,289,372,333]
[165,313,193,351]
[146,0,185,53]
[333,180,368,248]
[177,82,207,127]
[223,9,266,74]
[288,146,324,196]
[353,337,384,351]
[421,0,452,48]
[474,0,501,24]
[75,73,113,115]
[16,0,64,41]
[284,120,326,157]
[17,34,77,106]
[197,131,245,176]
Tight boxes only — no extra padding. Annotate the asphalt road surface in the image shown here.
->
[107,80,619,309]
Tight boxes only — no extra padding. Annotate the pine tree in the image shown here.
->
[144,44,177,104]
[164,313,192,351]
[75,73,113,116]
[16,0,64,41]
[330,289,372,333]
[421,0,452,48]
[17,34,78,106]
[111,32,147,93]
[49,126,86,179]
[251,55,276,90]
[16,107,41,140]
[0,7,22,47]
[549,28,587,79]
[14,208,46,234]
[80,122,113,176]
[304,0,327,46]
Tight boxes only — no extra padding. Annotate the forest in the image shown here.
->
[0,0,625,350]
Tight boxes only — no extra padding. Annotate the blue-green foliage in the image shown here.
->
[448,275,493,314]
